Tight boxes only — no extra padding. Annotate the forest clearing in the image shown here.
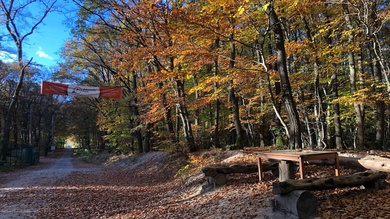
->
[1,148,390,218]
[1,1,390,218]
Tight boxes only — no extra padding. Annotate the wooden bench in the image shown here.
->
[258,150,340,181]
[202,162,278,186]
[272,170,387,195]
[270,171,388,218]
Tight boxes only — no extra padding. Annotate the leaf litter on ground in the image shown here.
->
[0,148,389,218]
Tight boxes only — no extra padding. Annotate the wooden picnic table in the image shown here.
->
[258,150,340,181]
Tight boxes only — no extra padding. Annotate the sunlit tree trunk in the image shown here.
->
[265,1,302,149]
[170,57,195,151]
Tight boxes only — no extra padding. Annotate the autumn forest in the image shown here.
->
[1,0,390,158]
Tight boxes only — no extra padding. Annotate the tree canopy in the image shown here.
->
[1,0,390,157]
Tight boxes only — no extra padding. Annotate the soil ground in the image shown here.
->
[0,148,389,218]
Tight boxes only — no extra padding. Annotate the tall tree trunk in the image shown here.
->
[193,75,200,126]
[314,63,327,149]
[343,3,365,150]
[331,71,343,149]
[300,88,314,147]
[366,1,385,150]
[266,2,302,149]
[228,32,244,149]
[2,61,29,159]
[131,71,144,153]
[214,57,221,148]
[302,17,327,149]
[157,80,176,143]
[143,122,152,153]
[256,32,289,147]
[43,110,54,157]
[175,79,196,151]
[152,54,176,144]
[373,54,385,149]
[169,55,196,151]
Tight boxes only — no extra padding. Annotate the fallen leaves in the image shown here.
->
[1,149,390,218]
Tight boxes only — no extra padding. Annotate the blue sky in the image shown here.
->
[24,12,70,67]
[0,1,78,68]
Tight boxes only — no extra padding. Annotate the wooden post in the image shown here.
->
[279,160,295,181]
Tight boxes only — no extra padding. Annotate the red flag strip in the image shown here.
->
[41,81,123,99]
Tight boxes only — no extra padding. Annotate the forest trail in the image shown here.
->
[0,149,273,218]
[1,149,388,218]
[0,149,101,218]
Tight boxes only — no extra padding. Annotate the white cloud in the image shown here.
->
[0,51,17,63]
[36,47,53,60]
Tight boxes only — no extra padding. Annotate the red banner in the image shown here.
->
[41,81,123,99]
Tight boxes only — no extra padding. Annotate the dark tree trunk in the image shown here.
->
[143,122,152,153]
[321,5,343,150]
[131,72,143,152]
[367,2,386,150]
[373,62,387,151]
[228,31,244,149]
[176,79,196,151]
[229,85,243,148]
[332,73,343,149]
[343,4,365,150]
[214,58,220,148]
[266,3,302,149]
[303,17,327,149]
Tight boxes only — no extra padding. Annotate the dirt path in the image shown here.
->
[0,149,101,218]
[0,150,274,218]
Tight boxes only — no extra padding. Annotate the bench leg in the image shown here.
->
[299,158,305,179]
[258,157,263,182]
[335,153,340,176]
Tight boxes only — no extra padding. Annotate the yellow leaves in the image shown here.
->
[237,6,245,16]
[188,76,218,95]
[199,0,249,21]
[333,88,375,106]
[262,2,271,12]
[285,0,299,11]
[188,83,206,94]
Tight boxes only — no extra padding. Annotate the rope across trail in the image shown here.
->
[0,148,100,218]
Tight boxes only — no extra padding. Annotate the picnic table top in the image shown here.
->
[258,150,338,161]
